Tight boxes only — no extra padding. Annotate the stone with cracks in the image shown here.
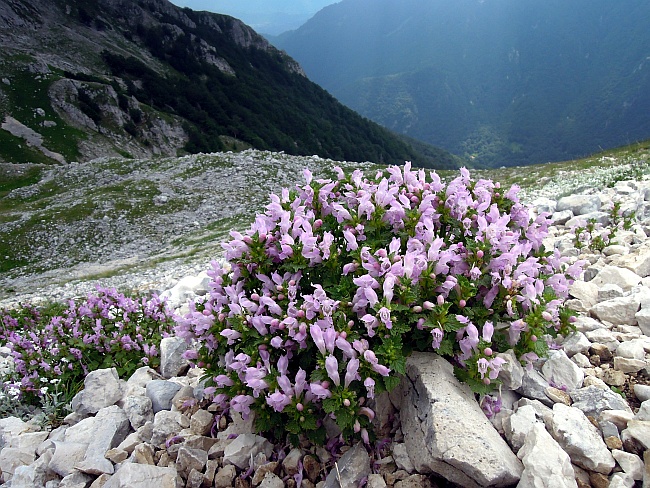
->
[159,336,189,379]
[121,395,154,430]
[560,331,591,357]
[550,403,615,474]
[323,442,371,488]
[635,308,650,336]
[570,385,633,417]
[222,434,273,470]
[612,450,644,480]
[590,265,642,291]
[590,295,641,325]
[496,349,524,390]
[556,194,601,215]
[146,379,182,413]
[569,281,599,308]
[541,349,584,391]
[75,406,130,475]
[102,463,177,488]
[71,368,123,415]
[503,404,538,452]
[517,368,553,406]
[517,423,578,488]
[398,352,522,488]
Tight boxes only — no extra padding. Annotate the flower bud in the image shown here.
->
[483,378,491,385]
[459,299,466,308]
[412,305,423,313]
[296,403,304,412]
[340,331,347,339]
[277,294,285,301]
[348,320,355,327]
[343,399,351,407]
[423,301,434,310]
[251,293,260,301]
[483,347,493,356]
[476,250,484,259]
[243,236,253,244]
[314,219,323,229]
[276,284,284,292]
[530,335,538,342]
[218,313,226,322]
[259,234,266,242]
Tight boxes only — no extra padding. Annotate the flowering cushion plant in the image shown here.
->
[176,163,583,445]
[0,286,175,407]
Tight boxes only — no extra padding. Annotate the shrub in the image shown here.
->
[0,287,175,411]
[175,163,583,445]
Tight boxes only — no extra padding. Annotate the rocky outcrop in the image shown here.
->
[6,175,650,487]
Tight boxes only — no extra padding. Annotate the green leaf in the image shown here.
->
[322,398,338,413]
[383,374,401,392]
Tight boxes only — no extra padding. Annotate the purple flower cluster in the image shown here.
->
[0,286,175,403]
[176,163,582,444]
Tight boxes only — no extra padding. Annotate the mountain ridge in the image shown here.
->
[274,0,650,167]
[0,0,458,168]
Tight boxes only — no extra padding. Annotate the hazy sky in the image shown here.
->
[168,0,339,35]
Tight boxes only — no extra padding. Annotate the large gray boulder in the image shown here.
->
[397,353,522,488]
[556,194,601,216]
[71,368,124,415]
[550,403,615,474]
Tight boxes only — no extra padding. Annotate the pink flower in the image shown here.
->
[325,355,340,386]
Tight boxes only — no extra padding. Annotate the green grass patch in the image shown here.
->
[0,164,43,196]
[2,68,84,162]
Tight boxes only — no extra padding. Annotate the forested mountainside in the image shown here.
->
[0,0,459,168]
[274,0,650,167]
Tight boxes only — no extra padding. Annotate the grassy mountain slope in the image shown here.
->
[274,0,650,167]
[1,140,648,300]
[0,0,458,169]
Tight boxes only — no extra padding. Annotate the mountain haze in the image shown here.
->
[0,0,457,168]
[274,0,650,167]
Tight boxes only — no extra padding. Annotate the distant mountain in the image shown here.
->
[274,0,650,167]
[0,0,458,169]
[168,0,337,35]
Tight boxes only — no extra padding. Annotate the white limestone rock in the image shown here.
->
[146,379,182,413]
[570,385,633,418]
[222,434,273,470]
[556,194,601,216]
[103,463,177,488]
[590,295,641,326]
[550,403,615,474]
[612,449,644,481]
[159,336,189,379]
[559,331,591,357]
[122,394,154,430]
[496,349,524,390]
[590,265,642,291]
[71,368,124,415]
[541,349,584,392]
[623,419,650,448]
[516,423,578,488]
[597,283,625,302]
[569,281,599,308]
[502,404,538,452]
[635,308,650,336]
[398,352,522,488]
[322,443,371,488]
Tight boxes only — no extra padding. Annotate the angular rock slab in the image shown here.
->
[517,423,578,488]
[323,443,371,488]
[103,463,177,488]
[398,352,523,488]
[550,403,615,474]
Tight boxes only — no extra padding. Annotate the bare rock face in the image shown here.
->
[397,352,523,488]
